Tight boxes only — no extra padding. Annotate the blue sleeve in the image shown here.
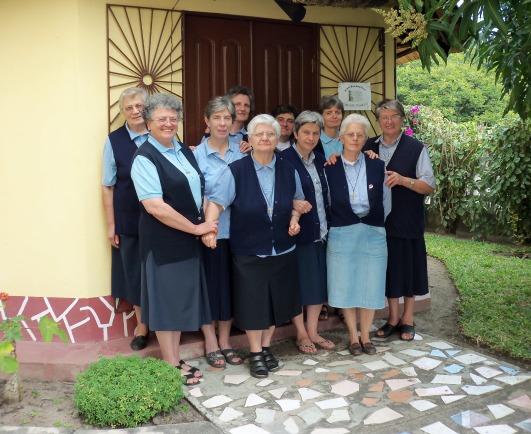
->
[102,137,116,186]
[208,166,236,209]
[130,156,163,201]
[416,146,436,190]
[294,171,305,200]
[383,180,392,220]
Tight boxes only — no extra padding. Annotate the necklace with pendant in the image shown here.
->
[343,155,364,201]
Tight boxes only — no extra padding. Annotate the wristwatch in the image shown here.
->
[409,178,415,189]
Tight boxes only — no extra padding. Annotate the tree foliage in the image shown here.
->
[397,53,510,124]
[375,0,531,120]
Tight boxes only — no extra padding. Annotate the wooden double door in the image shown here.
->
[184,13,319,145]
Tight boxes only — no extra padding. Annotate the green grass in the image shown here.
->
[425,233,531,362]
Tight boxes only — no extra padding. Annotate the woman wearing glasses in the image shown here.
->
[131,93,218,385]
[364,99,435,342]
[325,114,391,357]
[202,114,311,379]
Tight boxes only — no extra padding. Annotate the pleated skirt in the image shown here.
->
[202,240,233,321]
[327,223,387,309]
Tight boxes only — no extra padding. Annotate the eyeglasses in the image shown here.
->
[124,104,143,112]
[342,133,366,139]
[154,117,178,125]
[380,114,402,122]
[252,131,277,139]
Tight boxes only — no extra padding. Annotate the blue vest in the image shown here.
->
[325,156,385,228]
[109,125,143,236]
[134,141,205,265]
[363,135,424,238]
[280,146,330,244]
[229,156,296,255]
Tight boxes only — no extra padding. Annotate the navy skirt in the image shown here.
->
[232,251,301,330]
[296,240,328,306]
[202,240,233,321]
[111,235,141,306]
[385,236,429,298]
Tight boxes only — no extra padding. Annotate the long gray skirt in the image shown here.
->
[111,236,141,306]
[140,251,212,331]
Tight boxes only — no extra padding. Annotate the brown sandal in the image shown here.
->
[348,342,362,357]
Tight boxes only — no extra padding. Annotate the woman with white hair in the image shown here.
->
[202,114,311,379]
[325,114,391,357]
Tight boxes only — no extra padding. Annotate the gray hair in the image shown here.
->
[119,87,148,111]
[204,96,236,120]
[294,111,324,134]
[318,95,344,116]
[142,93,183,122]
[375,98,406,119]
[340,113,371,137]
[247,114,281,137]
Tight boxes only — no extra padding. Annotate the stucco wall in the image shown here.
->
[0,0,394,300]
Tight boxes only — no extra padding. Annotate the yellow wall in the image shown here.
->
[0,0,394,298]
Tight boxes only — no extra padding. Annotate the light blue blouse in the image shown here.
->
[320,130,343,159]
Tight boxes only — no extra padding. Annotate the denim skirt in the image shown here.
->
[327,223,387,309]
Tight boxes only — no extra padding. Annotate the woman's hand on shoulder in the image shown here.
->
[239,141,252,154]
[364,150,379,159]
[324,153,341,166]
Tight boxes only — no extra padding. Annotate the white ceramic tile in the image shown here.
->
[315,367,330,373]
[515,419,531,432]
[255,408,276,424]
[219,407,244,422]
[400,349,429,357]
[475,366,504,378]
[363,407,403,425]
[274,370,303,376]
[495,374,531,385]
[327,409,351,423]
[412,357,443,371]
[430,349,447,358]
[410,400,438,411]
[327,360,356,367]
[245,393,268,407]
[487,404,515,419]
[297,407,325,425]
[283,417,300,434]
[256,379,274,387]
[450,410,490,428]
[453,353,487,365]
[230,424,271,434]
[446,350,461,356]
[189,387,203,397]
[414,333,423,341]
[331,380,360,396]
[303,358,319,365]
[441,394,466,404]
[363,360,391,371]
[385,378,421,391]
[473,425,516,434]
[276,399,301,412]
[415,386,454,397]
[202,394,233,408]
[310,429,349,434]
[499,365,519,375]
[508,394,531,410]
[427,341,454,350]
[431,374,462,385]
[470,373,488,384]
[461,384,502,395]
[298,387,324,401]
[337,350,351,356]
[381,352,408,366]
[366,373,375,378]
[315,397,349,409]
[268,387,287,399]
[224,374,251,385]
[421,421,459,434]
[444,363,465,374]
[376,346,391,353]
[402,367,418,377]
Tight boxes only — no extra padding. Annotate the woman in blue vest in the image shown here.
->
[363,99,435,342]
[280,111,334,354]
[326,114,391,356]
[314,95,344,159]
[194,96,247,368]
[102,87,150,351]
[202,114,310,379]
[131,94,218,385]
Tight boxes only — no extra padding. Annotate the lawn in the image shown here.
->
[425,233,531,362]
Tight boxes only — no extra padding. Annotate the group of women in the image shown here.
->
[103,87,435,383]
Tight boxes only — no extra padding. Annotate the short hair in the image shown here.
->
[226,86,255,111]
[293,111,324,134]
[247,114,281,137]
[142,93,183,122]
[375,98,406,119]
[119,87,148,111]
[271,104,300,119]
[204,96,236,120]
[318,95,345,116]
[340,113,371,137]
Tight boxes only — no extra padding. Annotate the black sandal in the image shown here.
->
[248,353,268,378]
[178,360,203,378]
[262,348,280,372]
[319,305,329,321]
[205,350,226,368]
[221,348,244,365]
[400,323,416,341]
[361,341,377,355]
[376,322,401,338]
[175,365,201,385]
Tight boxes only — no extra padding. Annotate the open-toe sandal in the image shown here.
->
[400,323,416,341]
[361,341,377,355]
[335,308,345,324]
[348,342,362,357]
[312,339,335,350]
[262,348,280,372]
[248,353,268,378]
[206,350,226,368]
[318,305,329,321]
[220,348,244,365]
[376,322,401,338]
[178,360,203,378]
[296,341,317,354]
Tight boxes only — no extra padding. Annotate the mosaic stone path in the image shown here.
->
[184,329,530,433]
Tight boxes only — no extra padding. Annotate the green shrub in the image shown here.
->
[74,355,185,428]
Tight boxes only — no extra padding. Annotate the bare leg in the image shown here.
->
[376,297,401,337]
[307,304,335,349]
[341,307,359,345]
[133,305,148,336]
[218,319,242,364]
[246,330,264,353]
[201,322,224,367]
[400,296,416,340]
[292,312,316,354]
[359,308,376,344]
[156,330,180,365]
[261,325,276,348]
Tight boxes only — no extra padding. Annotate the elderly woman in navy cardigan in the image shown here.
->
[280,111,334,354]
[326,114,391,356]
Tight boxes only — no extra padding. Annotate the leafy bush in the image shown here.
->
[74,355,185,428]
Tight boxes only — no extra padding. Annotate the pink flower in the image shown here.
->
[412,118,418,124]
[410,105,419,115]
[405,127,414,136]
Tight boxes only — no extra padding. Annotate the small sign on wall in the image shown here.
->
[338,82,371,111]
